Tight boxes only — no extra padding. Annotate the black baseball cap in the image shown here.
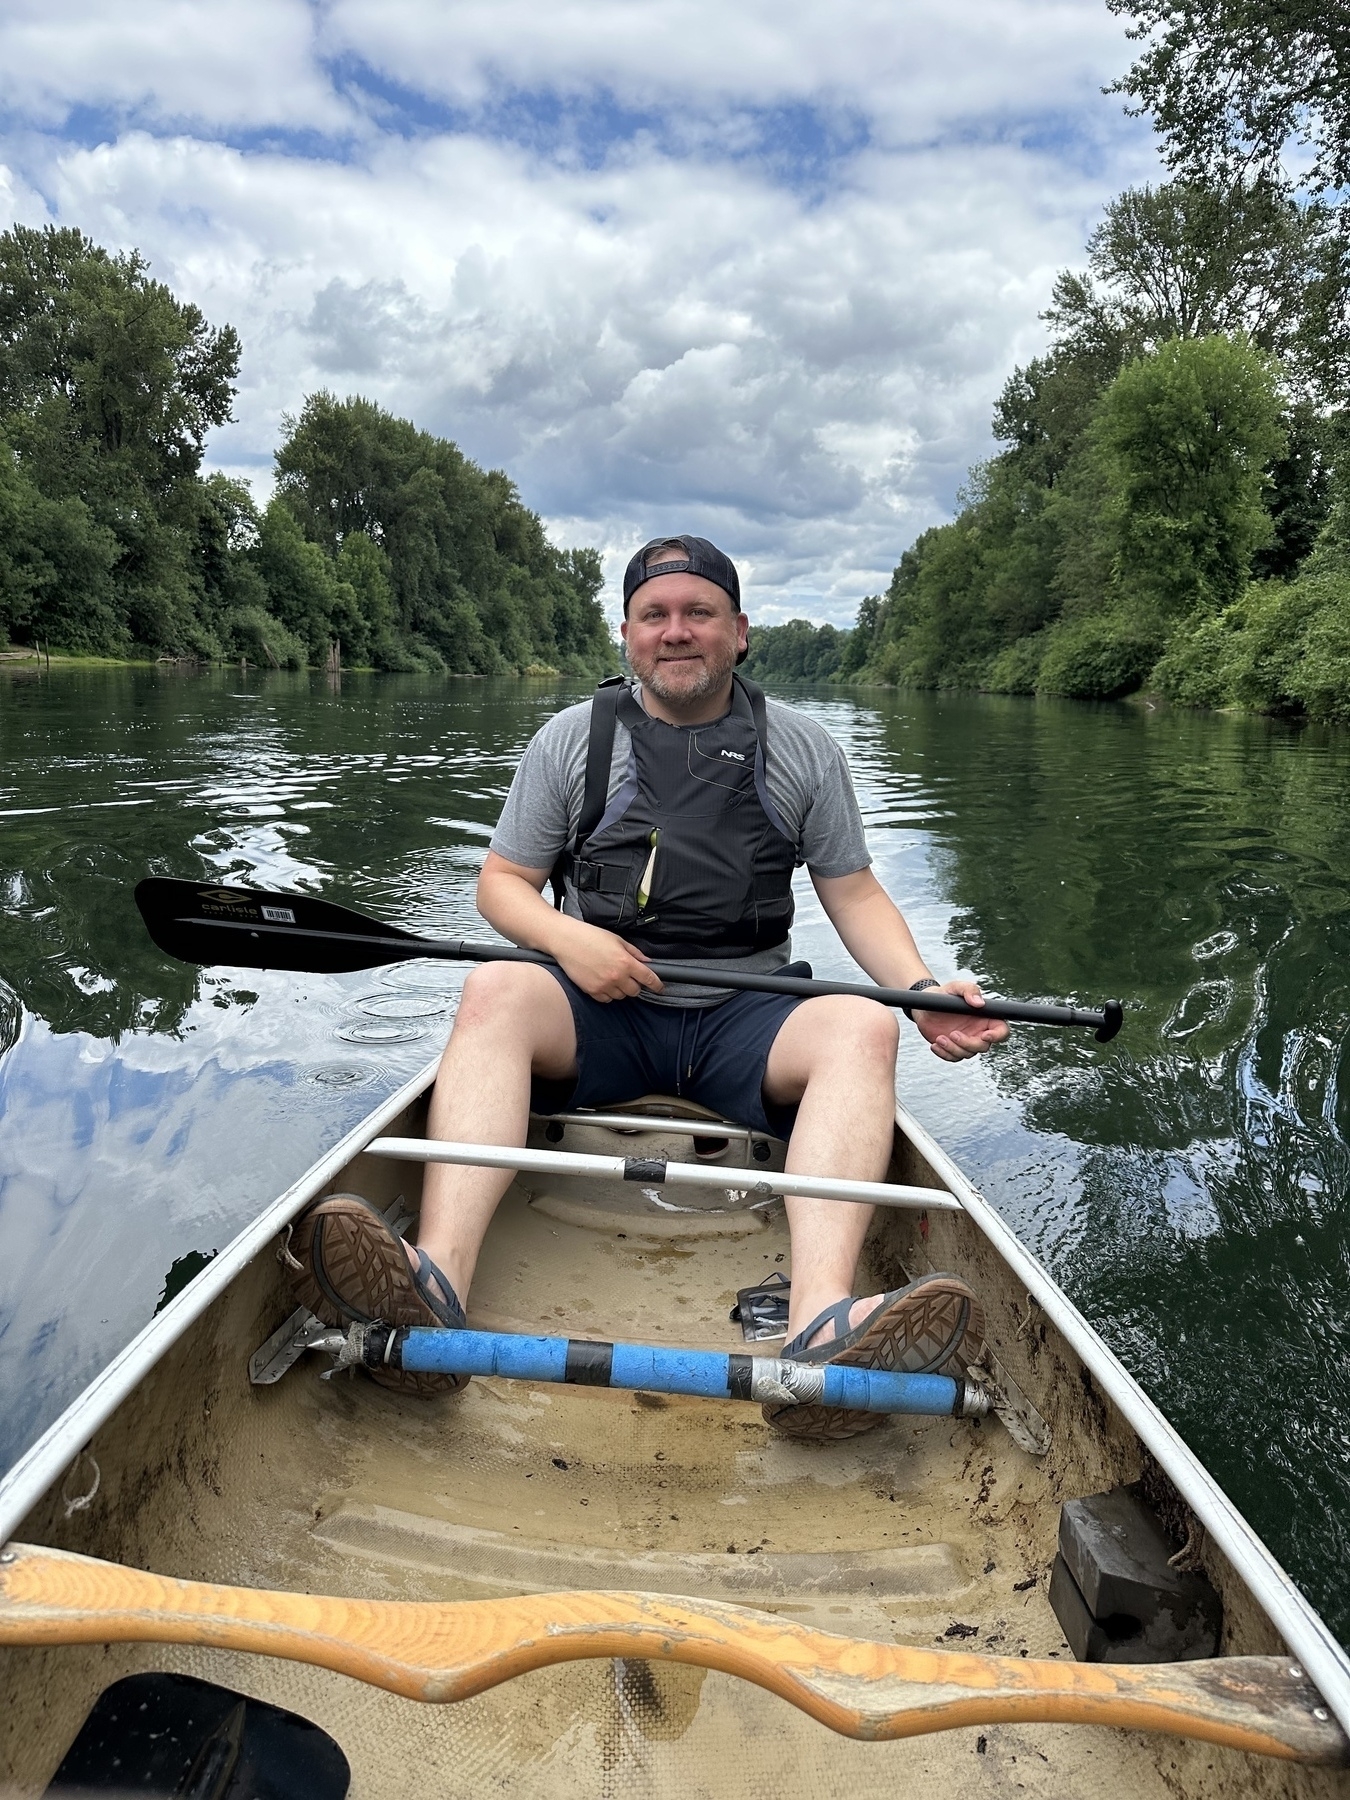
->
[622,535,742,615]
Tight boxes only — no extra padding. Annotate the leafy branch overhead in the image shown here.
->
[1106,0,1350,201]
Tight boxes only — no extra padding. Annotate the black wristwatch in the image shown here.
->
[901,977,941,1019]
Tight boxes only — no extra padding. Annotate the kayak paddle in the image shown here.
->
[134,876,1125,1041]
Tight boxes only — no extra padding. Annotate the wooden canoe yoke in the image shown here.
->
[0,1543,1344,1766]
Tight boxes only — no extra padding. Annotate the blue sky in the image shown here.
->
[0,0,1158,625]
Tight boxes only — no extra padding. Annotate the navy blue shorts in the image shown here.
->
[530,969,806,1138]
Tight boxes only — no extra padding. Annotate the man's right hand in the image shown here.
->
[476,852,663,1002]
[555,920,663,1002]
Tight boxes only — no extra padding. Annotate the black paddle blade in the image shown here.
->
[46,1671,350,1798]
[134,877,429,974]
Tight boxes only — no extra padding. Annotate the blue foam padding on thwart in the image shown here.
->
[609,1342,731,1397]
[401,1329,569,1382]
[820,1365,957,1413]
[398,1328,960,1416]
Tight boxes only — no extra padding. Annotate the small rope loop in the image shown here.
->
[61,1449,101,1519]
[1168,1523,1206,1571]
[277,1223,303,1272]
[1014,1292,1037,1340]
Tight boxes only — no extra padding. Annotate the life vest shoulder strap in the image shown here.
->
[736,672,770,759]
[549,676,626,909]
[576,677,628,852]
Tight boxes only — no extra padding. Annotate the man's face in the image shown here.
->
[621,573,749,704]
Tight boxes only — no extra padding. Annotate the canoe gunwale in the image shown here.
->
[895,1099,1350,1740]
[0,1055,443,1554]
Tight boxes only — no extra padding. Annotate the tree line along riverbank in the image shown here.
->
[0,226,616,678]
[748,303,1350,726]
[746,0,1350,726]
[745,186,1350,723]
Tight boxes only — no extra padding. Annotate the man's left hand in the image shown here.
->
[914,980,1009,1063]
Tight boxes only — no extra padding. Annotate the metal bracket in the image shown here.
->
[381,1193,415,1240]
[967,1350,1052,1456]
[249,1307,339,1386]
[252,1195,414,1387]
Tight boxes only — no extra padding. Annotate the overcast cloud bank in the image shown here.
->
[0,0,1157,624]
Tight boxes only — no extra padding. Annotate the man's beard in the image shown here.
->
[628,640,738,703]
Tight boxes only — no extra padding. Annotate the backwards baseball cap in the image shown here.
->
[622,535,742,615]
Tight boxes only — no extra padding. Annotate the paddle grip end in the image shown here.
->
[1095,1001,1124,1044]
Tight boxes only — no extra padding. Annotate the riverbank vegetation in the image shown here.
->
[843,178,1350,719]
[0,227,615,676]
[776,6,1350,722]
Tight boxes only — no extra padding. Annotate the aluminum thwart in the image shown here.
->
[365,1136,962,1211]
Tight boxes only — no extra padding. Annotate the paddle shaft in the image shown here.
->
[173,913,1124,1039]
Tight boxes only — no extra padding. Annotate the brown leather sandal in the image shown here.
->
[764,1273,984,1441]
[288,1193,469,1399]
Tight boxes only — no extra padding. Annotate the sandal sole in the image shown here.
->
[288,1194,467,1399]
[763,1274,984,1442]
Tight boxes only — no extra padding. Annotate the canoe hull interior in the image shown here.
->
[1,1091,1345,1799]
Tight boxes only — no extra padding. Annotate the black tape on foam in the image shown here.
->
[563,1339,615,1386]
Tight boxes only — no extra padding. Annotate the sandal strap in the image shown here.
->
[413,1249,465,1328]
[782,1296,855,1360]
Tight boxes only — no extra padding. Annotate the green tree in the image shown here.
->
[741,619,848,681]
[994,180,1339,578]
[1252,402,1333,579]
[1093,334,1287,621]
[253,499,345,665]
[334,530,400,668]
[858,457,1067,690]
[1108,0,1350,203]
[0,224,240,655]
[857,336,1287,702]
[0,226,607,672]
[0,225,238,495]
[0,438,118,651]
[274,393,615,676]
[1045,181,1348,406]
[993,333,1126,490]
[195,474,269,625]
[837,594,882,676]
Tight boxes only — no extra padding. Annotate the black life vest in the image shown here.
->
[552,675,800,960]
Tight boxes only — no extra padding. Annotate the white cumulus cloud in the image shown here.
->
[0,0,1159,624]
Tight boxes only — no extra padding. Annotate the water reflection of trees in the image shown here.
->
[0,664,576,1043]
[870,687,1350,1634]
[876,690,1350,1138]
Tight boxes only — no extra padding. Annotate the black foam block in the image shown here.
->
[1052,1486,1222,1662]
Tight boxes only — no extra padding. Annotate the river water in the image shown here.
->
[1,666,1347,1638]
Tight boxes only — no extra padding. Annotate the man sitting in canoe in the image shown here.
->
[293,535,1006,1437]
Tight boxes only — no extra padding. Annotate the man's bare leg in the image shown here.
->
[762,995,900,1350]
[409,963,577,1305]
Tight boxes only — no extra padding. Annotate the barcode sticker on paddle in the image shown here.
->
[261,906,297,924]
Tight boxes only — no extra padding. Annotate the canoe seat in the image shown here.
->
[522,1093,788,1225]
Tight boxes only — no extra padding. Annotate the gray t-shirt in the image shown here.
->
[490,682,870,1006]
